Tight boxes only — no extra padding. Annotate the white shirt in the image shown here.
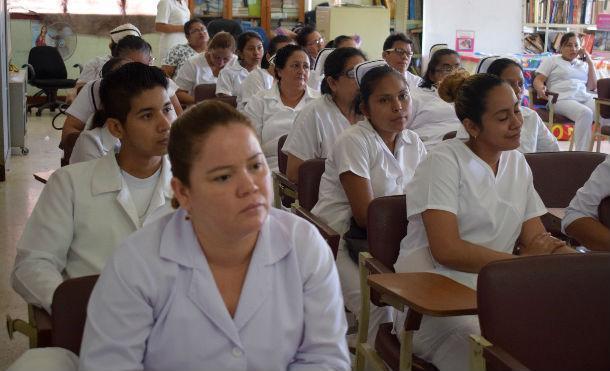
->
[79,208,350,371]
[67,78,179,124]
[121,166,162,224]
[11,154,172,314]
[536,54,593,102]
[175,53,237,95]
[283,94,351,161]
[239,68,274,109]
[77,55,111,84]
[404,70,423,90]
[311,119,427,237]
[69,126,120,164]
[156,0,190,59]
[562,154,610,232]
[216,60,251,98]
[243,83,319,171]
[519,106,560,153]
[395,139,547,290]
[408,87,464,148]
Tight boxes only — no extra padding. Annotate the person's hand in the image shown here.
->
[535,85,548,100]
[578,48,592,62]
[520,232,567,256]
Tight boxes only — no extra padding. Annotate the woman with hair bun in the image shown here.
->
[394,73,574,371]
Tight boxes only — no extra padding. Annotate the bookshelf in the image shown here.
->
[403,0,423,73]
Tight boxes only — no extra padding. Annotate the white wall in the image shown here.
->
[422,0,522,58]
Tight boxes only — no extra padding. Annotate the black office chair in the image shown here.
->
[23,46,81,117]
[206,19,243,39]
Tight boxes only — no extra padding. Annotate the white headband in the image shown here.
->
[110,23,142,43]
[476,56,501,74]
[429,43,449,57]
[314,48,335,75]
[354,60,389,87]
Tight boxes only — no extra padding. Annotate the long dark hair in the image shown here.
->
[419,48,459,89]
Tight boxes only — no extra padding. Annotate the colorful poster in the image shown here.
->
[31,21,57,48]
[597,13,610,31]
[455,30,475,53]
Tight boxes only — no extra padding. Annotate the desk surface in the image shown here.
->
[33,170,54,184]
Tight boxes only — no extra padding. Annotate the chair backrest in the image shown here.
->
[525,152,606,208]
[206,19,243,39]
[478,253,610,371]
[297,158,325,211]
[277,134,288,174]
[213,95,237,108]
[598,196,610,228]
[28,46,67,80]
[51,275,99,355]
[597,78,610,119]
[367,195,408,271]
[194,83,217,103]
[442,131,457,141]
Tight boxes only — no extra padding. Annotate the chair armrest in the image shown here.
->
[274,171,297,192]
[293,205,339,258]
[484,345,530,371]
[363,256,393,274]
[73,63,83,74]
[22,63,35,81]
[545,90,559,104]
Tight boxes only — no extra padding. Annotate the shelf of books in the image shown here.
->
[270,0,302,30]
[190,0,281,32]
[401,0,422,74]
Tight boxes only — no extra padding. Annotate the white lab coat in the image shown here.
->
[239,68,274,109]
[408,87,464,148]
[156,0,190,59]
[283,94,351,161]
[69,126,120,164]
[79,208,350,371]
[11,154,172,313]
[243,83,319,171]
[216,60,250,98]
[536,54,592,102]
[562,154,610,232]
[76,55,110,84]
[175,53,237,95]
[404,70,423,91]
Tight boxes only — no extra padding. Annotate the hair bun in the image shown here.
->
[438,69,471,103]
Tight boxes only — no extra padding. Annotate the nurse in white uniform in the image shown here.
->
[155,0,190,60]
[408,47,465,147]
[394,73,574,371]
[533,32,598,151]
[79,101,350,371]
[11,63,175,315]
[382,32,422,90]
[562,155,610,251]
[175,31,237,105]
[283,47,366,182]
[311,61,427,346]
[484,57,559,153]
[216,31,263,100]
[243,45,318,171]
[239,35,294,109]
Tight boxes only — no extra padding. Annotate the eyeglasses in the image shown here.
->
[189,27,208,35]
[385,48,414,57]
[341,68,356,79]
[435,65,462,73]
[306,37,325,47]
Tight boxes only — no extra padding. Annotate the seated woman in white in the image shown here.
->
[394,73,574,371]
[283,47,366,182]
[61,36,182,144]
[239,35,294,110]
[11,63,176,315]
[382,32,422,90]
[484,57,559,153]
[78,101,350,370]
[533,32,597,151]
[311,61,427,345]
[243,44,318,171]
[562,155,610,251]
[216,31,263,100]
[175,31,237,105]
[408,48,465,148]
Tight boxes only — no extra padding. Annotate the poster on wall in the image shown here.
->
[31,21,54,47]
[455,30,475,53]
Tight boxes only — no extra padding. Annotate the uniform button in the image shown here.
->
[232,347,243,357]
[396,176,403,185]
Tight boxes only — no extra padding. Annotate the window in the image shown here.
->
[8,0,161,15]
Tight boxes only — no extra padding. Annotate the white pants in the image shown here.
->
[554,98,595,151]
[396,312,479,371]
[7,348,78,371]
[336,244,393,345]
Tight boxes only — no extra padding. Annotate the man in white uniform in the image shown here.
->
[382,32,422,90]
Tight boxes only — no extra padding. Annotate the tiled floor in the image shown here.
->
[0,112,609,369]
[0,111,62,369]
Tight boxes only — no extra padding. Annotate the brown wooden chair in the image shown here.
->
[525,151,606,241]
[293,206,340,259]
[471,253,610,371]
[193,83,217,103]
[272,134,297,208]
[6,305,52,348]
[592,78,610,152]
[528,88,576,150]
[296,158,325,211]
[213,95,238,108]
[356,195,477,371]
[51,275,98,355]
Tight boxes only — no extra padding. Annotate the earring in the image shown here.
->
[185,212,191,221]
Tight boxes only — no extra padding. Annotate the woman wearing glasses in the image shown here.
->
[216,31,264,100]
[312,60,427,346]
[161,19,209,78]
[243,45,318,171]
[408,47,465,148]
[175,31,237,105]
[283,47,366,183]
[382,33,422,90]
[296,26,325,68]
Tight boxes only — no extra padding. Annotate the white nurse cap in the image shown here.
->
[110,23,142,43]
[354,60,389,87]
